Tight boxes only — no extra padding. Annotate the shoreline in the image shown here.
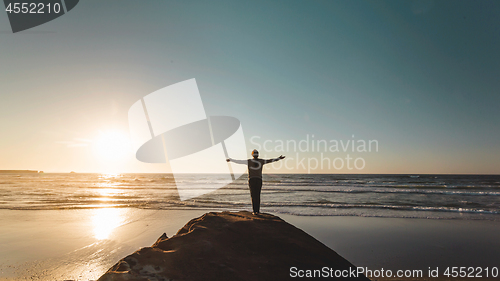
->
[1,208,499,280]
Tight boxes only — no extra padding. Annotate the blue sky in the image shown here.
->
[0,0,499,173]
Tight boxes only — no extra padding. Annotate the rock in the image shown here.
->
[98,211,369,281]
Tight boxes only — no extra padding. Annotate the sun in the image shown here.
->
[93,130,132,162]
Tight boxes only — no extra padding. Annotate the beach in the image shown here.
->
[0,209,207,280]
[1,208,499,280]
[1,173,499,280]
[282,214,500,273]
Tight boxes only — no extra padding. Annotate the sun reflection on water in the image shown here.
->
[91,208,125,240]
[96,188,124,200]
[99,173,122,179]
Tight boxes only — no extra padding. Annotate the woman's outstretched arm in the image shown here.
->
[226,158,248,164]
[264,155,286,164]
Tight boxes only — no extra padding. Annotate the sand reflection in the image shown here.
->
[91,208,125,240]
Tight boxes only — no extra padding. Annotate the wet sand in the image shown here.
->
[282,215,500,277]
[1,209,499,280]
[0,209,208,280]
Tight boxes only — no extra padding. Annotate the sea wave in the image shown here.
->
[1,173,499,221]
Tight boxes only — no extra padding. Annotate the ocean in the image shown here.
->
[1,173,499,221]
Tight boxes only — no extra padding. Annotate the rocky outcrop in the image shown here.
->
[98,211,369,281]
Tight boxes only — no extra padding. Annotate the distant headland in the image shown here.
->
[0,170,43,174]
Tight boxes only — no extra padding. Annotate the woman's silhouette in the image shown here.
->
[227,149,285,214]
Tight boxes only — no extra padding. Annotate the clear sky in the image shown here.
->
[0,0,499,174]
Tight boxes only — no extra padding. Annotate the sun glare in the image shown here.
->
[93,130,132,162]
[91,208,125,240]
